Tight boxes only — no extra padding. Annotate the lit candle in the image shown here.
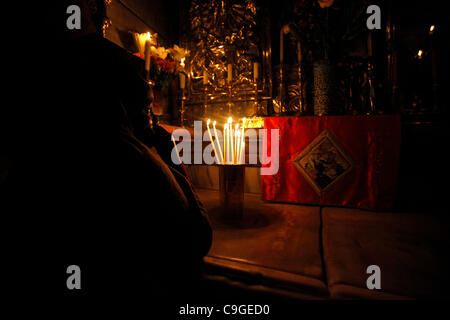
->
[417,50,423,60]
[253,62,259,82]
[236,129,241,164]
[234,123,239,163]
[240,118,246,163]
[138,32,153,53]
[429,25,435,35]
[207,119,219,164]
[171,134,182,164]
[179,58,186,89]
[227,64,233,83]
[213,121,224,164]
[227,118,234,164]
[224,123,228,164]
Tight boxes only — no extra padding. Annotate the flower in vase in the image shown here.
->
[133,43,189,91]
[151,46,169,60]
[169,45,190,62]
[156,57,177,73]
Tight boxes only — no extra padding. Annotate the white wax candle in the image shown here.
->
[212,121,223,164]
[227,64,233,83]
[253,62,259,82]
[144,40,151,72]
[223,123,229,163]
[179,73,185,89]
[234,124,239,163]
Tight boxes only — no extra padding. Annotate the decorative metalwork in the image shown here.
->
[183,0,271,123]
[101,0,112,38]
[274,64,305,114]
[273,27,306,115]
[313,60,338,116]
[338,58,377,115]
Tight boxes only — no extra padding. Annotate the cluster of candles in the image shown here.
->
[206,117,246,165]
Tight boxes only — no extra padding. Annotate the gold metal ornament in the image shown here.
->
[182,0,271,124]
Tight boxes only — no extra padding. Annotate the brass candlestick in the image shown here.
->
[254,81,259,115]
[367,60,376,115]
[180,88,187,127]
[297,63,305,114]
[203,86,208,118]
[279,63,285,113]
[147,79,157,128]
[227,83,233,116]
[297,41,305,115]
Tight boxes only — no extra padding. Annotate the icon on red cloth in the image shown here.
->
[293,130,355,196]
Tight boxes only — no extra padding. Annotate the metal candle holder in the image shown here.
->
[147,79,156,127]
[203,86,209,117]
[227,83,233,116]
[367,61,376,115]
[180,88,187,126]
[297,65,305,114]
[254,81,261,115]
[219,164,245,220]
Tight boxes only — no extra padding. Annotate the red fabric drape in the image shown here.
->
[262,115,401,211]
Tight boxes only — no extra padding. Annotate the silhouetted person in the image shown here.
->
[52,0,212,302]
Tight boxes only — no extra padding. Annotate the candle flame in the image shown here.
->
[139,32,152,42]
[138,31,155,54]
[418,50,423,58]
[180,58,185,67]
[430,25,435,33]
[206,118,247,165]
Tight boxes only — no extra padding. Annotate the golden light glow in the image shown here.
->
[244,117,264,129]
[138,32,152,45]
[206,119,220,164]
[136,31,156,54]
[207,117,247,165]
[417,50,423,59]
[180,58,185,68]
[429,25,435,34]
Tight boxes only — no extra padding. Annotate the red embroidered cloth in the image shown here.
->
[262,115,401,211]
